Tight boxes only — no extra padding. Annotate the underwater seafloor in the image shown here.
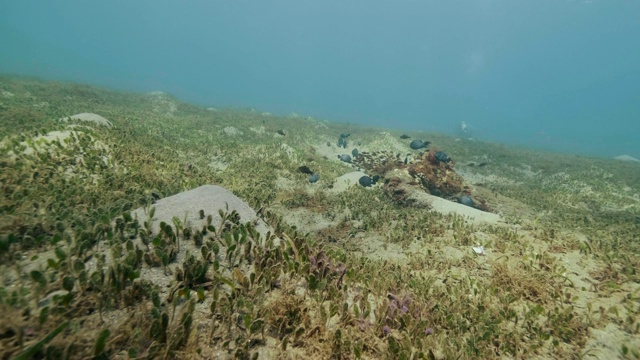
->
[1,75,639,359]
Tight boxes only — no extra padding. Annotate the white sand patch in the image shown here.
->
[298,116,329,129]
[280,208,339,233]
[584,323,636,359]
[515,163,542,177]
[280,143,300,162]
[249,125,267,134]
[3,129,114,184]
[456,169,520,186]
[402,187,502,224]
[24,130,74,155]
[313,121,329,129]
[208,159,228,171]
[60,113,113,127]
[82,185,274,313]
[275,175,296,191]
[313,141,354,162]
[365,131,412,154]
[207,153,229,171]
[132,185,269,237]
[148,91,178,115]
[358,234,408,262]
[329,171,369,194]
[614,154,640,162]
[440,245,467,260]
[559,249,599,307]
[427,195,502,224]
[10,129,105,158]
[222,126,243,136]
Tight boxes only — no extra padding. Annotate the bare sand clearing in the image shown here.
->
[329,171,370,193]
[408,191,502,224]
[85,185,273,306]
[614,154,640,162]
[59,112,113,127]
[131,185,269,237]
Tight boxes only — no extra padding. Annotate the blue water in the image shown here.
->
[1,0,639,158]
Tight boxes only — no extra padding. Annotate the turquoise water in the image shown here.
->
[1,0,638,158]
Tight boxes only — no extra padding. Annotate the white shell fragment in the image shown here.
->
[472,245,485,256]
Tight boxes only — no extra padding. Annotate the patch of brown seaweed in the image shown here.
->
[352,150,408,177]
[408,149,465,199]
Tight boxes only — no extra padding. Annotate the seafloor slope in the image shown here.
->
[1,75,639,359]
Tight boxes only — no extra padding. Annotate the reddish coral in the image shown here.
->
[408,150,463,199]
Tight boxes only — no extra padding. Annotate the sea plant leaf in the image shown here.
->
[30,270,47,287]
[94,328,111,356]
[13,321,70,360]
[250,319,264,334]
[62,276,75,291]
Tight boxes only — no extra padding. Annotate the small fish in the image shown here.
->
[340,132,351,139]
[309,173,320,183]
[434,151,452,163]
[359,176,374,187]
[467,162,487,167]
[352,148,359,158]
[276,130,285,136]
[359,175,380,187]
[338,154,352,163]
[460,195,474,207]
[400,134,411,139]
[298,166,314,174]
[409,139,430,150]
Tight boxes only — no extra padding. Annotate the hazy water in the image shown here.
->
[1,1,639,158]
